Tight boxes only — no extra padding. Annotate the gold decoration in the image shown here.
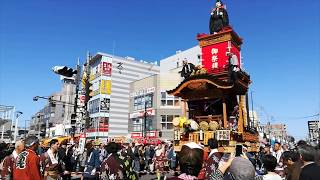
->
[209,121,219,131]
[199,121,209,131]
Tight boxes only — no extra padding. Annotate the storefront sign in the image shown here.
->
[101,62,112,76]
[130,130,158,139]
[129,109,155,118]
[130,87,155,97]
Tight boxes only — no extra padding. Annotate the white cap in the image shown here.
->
[183,142,203,150]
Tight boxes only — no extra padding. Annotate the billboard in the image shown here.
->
[100,80,111,95]
[100,98,110,113]
[101,62,112,76]
[308,121,319,141]
[89,98,100,114]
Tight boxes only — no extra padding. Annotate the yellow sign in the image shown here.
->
[100,80,111,95]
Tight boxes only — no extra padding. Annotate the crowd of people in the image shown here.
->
[0,136,320,180]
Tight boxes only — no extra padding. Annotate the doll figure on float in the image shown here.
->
[209,0,229,34]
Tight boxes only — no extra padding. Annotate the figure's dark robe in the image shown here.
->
[209,7,229,34]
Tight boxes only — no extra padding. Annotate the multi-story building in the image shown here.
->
[129,75,160,140]
[159,46,201,139]
[249,110,259,129]
[0,105,15,142]
[29,78,76,138]
[126,46,201,140]
[261,123,288,143]
[87,53,159,139]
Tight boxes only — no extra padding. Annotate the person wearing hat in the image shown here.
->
[209,0,229,34]
[1,140,24,180]
[13,136,42,180]
[40,139,60,180]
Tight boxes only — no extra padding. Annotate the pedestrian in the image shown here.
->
[13,136,42,180]
[154,143,166,174]
[203,138,222,179]
[40,139,60,180]
[99,143,107,162]
[166,142,204,180]
[132,143,140,173]
[167,144,177,172]
[83,141,100,180]
[259,155,282,180]
[272,142,283,166]
[1,140,24,180]
[100,142,138,180]
[281,151,302,180]
[79,146,87,173]
[58,140,72,180]
[219,156,255,180]
[298,145,320,180]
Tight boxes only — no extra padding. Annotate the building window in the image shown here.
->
[161,92,166,99]
[132,118,142,132]
[160,92,181,107]
[133,94,153,111]
[161,115,178,130]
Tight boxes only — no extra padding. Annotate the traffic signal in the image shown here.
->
[71,114,77,125]
[85,81,93,103]
[52,66,77,77]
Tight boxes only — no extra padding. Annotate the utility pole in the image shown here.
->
[72,58,81,135]
[38,114,41,139]
[251,91,255,130]
[84,52,91,133]
[14,111,23,142]
[144,100,147,138]
[24,119,29,139]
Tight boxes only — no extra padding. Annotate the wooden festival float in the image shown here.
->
[168,27,259,152]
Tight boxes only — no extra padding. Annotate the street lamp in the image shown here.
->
[14,111,23,142]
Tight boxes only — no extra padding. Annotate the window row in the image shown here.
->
[133,94,153,111]
[160,92,181,106]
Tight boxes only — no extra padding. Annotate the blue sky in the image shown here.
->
[0,0,319,140]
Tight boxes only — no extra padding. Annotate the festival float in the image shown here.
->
[168,0,259,152]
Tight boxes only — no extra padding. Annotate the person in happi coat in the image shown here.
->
[40,139,60,180]
[13,136,42,180]
[100,142,138,180]
[204,138,222,179]
[1,140,24,180]
[153,142,167,173]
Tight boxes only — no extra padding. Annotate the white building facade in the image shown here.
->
[158,46,201,139]
[87,53,159,138]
